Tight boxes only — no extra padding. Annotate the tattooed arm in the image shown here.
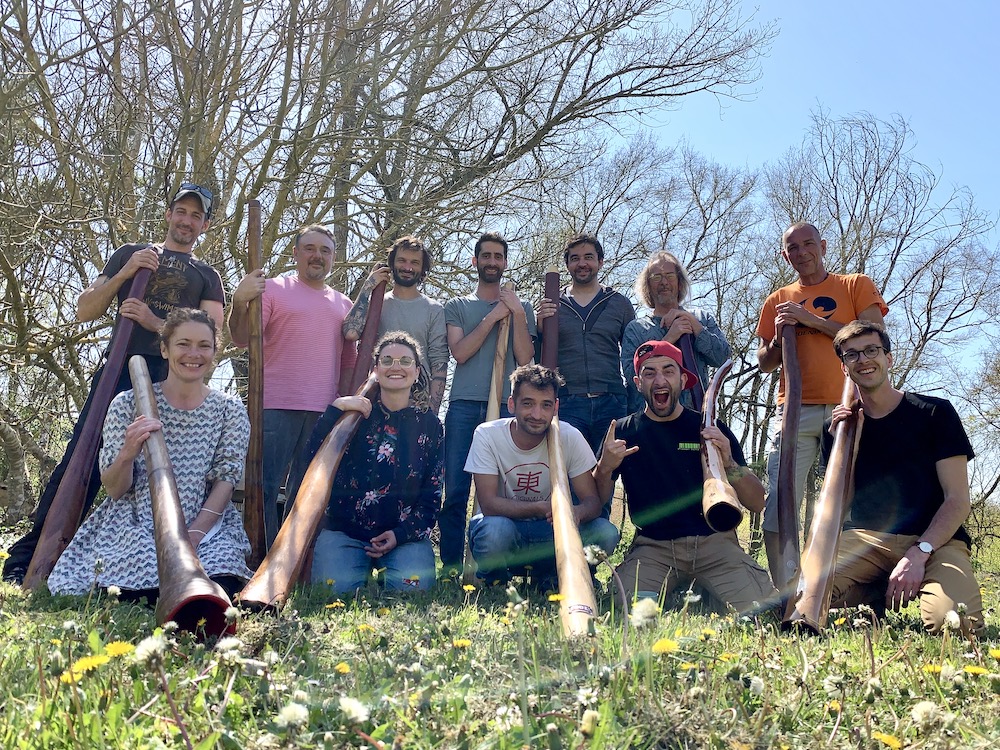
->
[342,264,391,341]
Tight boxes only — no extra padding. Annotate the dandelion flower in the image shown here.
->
[70,654,110,674]
[630,598,659,628]
[325,600,346,609]
[833,617,846,626]
[922,664,942,674]
[827,699,842,713]
[357,624,375,633]
[548,593,565,602]
[105,641,134,658]
[339,695,370,724]
[462,584,476,592]
[133,632,167,667]
[747,675,765,696]
[377,607,390,616]
[943,610,961,630]
[872,731,901,749]
[275,702,309,730]
[963,665,988,676]
[576,686,598,706]
[911,700,940,729]
[699,628,715,641]
[334,662,351,674]
[224,606,239,623]
[678,662,698,671]
[651,638,679,655]
[452,639,472,649]
[215,637,243,654]
[989,648,1000,661]
[106,585,121,597]
[59,669,82,684]
[718,652,737,662]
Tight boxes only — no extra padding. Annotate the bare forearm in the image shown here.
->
[593,464,616,505]
[429,365,447,414]
[342,287,373,342]
[449,312,503,363]
[189,481,235,535]
[227,302,251,348]
[101,455,135,500]
[511,314,534,365]
[480,496,549,519]
[727,464,765,513]
[77,277,124,322]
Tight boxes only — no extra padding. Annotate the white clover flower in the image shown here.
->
[133,632,167,667]
[747,675,765,696]
[629,597,660,628]
[943,610,961,631]
[275,702,309,730]
[339,695,370,724]
[911,700,940,729]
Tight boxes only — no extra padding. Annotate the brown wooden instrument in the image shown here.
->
[701,358,743,533]
[347,280,386,394]
[541,266,597,636]
[485,282,515,422]
[243,199,266,565]
[784,376,860,633]
[678,333,704,412]
[24,267,153,590]
[128,356,235,638]
[548,418,598,637]
[775,325,802,594]
[238,374,379,609]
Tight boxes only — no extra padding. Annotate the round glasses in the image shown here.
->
[840,345,885,364]
[378,354,415,368]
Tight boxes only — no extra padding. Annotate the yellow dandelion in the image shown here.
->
[70,654,111,673]
[334,662,351,674]
[963,665,988,676]
[699,628,715,641]
[377,607,391,616]
[326,578,335,586]
[325,600,346,609]
[652,638,679,655]
[834,617,846,626]
[357,624,375,633]
[872,731,902,749]
[0,550,8,560]
[462,584,476,592]
[453,638,472,649]
[548,593,565,602]
[197,617,207,628]
[59,669,81,684]
[678,662,698,670]
[718,652,737,662]
[922,664,942,674]
[989,648,1000,661]
[104,641,135,657]
[50,639,62,646]
[827,699,842,713]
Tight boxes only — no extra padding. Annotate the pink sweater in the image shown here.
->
[259,276,357,411]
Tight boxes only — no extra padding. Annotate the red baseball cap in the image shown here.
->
[633,340,697,390]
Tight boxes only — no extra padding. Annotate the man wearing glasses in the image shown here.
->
[228,224,358,548]
[755,222,887,585]
[827,320,982,635]
[621,251,731,413]
[3,183,225,584]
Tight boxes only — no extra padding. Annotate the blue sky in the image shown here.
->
[648,0,998,228]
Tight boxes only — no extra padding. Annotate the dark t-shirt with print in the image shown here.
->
[609,408,746,540]
[102,243,225,357]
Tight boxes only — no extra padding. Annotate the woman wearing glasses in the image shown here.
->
[296,331,443,593]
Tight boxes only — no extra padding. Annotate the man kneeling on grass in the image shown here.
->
[465,364,619,589]
[593,340,778,613]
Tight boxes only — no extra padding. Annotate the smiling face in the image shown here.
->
[473,240,507,284]
[781,224,827,281]
[635,355,687,421]
[375,342,419,393]
[839,331,892,393]
[293,230,335,286]
[391,247,425,288]
[647,256,680,310]
[508,382,557,439]
[164,195,210,250]
[566,241,603,285]
[160,320,216,384]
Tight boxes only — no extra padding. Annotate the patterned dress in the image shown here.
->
[48,386,253,595]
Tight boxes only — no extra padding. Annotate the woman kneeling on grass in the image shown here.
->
[294,331,443,594]
[48,308,252,599]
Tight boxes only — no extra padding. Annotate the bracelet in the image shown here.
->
[771,336,781,350]
[200,508,224,516]
[189,529,207,537]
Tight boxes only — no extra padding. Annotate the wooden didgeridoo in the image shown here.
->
[701,359,744,533]
[243,199,266,567]
[541,266,597,636]
[129,356,235,638]
[784,376,860,633]
[24,267,153,590]
[775,325,803,595]
[238,374,379,609]
[678,333,704,413]
[347,280,387,394]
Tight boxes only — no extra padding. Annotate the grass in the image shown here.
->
[1,535,999,749]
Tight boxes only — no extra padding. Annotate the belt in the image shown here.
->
[566,392,608,399]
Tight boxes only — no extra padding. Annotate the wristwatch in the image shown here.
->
[915,541,934,554]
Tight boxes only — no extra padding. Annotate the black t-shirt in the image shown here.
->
[842,392,974,545]
[102,243,226,357]
[610,408,746,540]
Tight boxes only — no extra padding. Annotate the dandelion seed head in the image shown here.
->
[339,695,370,724]
[275,702,309,730]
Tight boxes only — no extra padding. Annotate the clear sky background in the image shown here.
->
[648,0,999,232]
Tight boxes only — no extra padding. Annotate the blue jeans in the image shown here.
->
[558,393,627,518]
[311,530,435,593]
[441,399,511,570]
[468,514,620,583]
[262,409,320,548]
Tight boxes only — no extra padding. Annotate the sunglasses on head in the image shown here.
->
[378,354,415,368]
[178,182,214,202]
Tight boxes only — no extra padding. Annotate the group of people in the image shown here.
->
[2,183,984,635]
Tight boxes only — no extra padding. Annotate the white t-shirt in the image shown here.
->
[464,418,596,512]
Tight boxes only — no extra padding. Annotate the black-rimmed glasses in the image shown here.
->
[840,345,885,364]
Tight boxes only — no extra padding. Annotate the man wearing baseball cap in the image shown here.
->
[593,340,777,612]
[3,181,224,585]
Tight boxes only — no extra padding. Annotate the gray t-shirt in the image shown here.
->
[378,292,449,383]
[445,294,537,402]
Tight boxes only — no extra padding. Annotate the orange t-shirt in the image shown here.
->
[756,273,888,405]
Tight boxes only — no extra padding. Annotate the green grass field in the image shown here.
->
[1,529,999,750]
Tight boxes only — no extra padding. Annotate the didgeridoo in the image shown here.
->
[238,374,379,609]
[678,333,704,412]
[784,376,860,633]
[24,266,153,590]
[775,325,802,594]
[701,359,743,533]
[348,280,387,394]
[129,356,235,638]
[243,199,266,566]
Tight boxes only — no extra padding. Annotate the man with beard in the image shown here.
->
[535,233,635,456]
[3,183,225,584]
[229,224,358,548]
[441,232,537,574]
[826,321,983,635]
[756,222,887,585]
[621,251,731,413]
[593,341,777,612]
[465,364,619,587]
[342,236,449,413]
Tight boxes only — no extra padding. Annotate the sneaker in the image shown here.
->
[2,565,27,585]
